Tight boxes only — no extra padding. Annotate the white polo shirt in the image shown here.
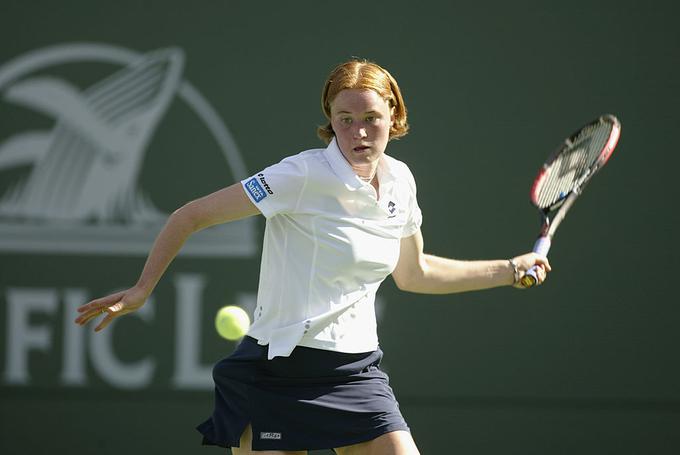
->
[241,138,422,359]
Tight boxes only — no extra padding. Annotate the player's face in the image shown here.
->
[330,89,394,168]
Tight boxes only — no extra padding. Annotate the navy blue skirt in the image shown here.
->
[197,336,409,451]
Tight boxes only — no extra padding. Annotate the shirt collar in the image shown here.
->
[323,137,397,191]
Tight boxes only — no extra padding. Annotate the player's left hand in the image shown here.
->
[511,252,551,288]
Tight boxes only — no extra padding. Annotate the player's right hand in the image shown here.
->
[74,286,148,332]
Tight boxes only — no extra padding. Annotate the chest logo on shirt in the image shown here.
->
[387,200,397,218]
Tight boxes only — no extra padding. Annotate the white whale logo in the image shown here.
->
[0,43,256,257]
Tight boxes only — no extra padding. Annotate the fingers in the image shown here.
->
[512,252,552,289]
[74,309,103,327]
[527,263,549,286]
[534,255,552,272]
[535,264,548,284]
[74,287,148,331]
[76,291,124,314]
[94,312,116,332]
[532,256,550,285]
[74,291,125,328]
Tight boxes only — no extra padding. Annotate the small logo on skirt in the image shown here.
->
[260,432,282,440]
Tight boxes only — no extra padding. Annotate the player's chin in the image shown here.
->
[351,145,371,154]
[352,147,382,160]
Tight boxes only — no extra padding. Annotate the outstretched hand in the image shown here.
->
[74,286,148,331]
[511,252,552,288]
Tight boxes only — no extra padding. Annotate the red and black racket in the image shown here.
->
[522,114,622,287]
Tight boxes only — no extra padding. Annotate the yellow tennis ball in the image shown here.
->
[215,305,250,340]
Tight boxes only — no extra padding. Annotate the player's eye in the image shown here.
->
[340,117,352,125]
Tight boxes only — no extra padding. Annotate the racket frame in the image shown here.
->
[521,115,621,287]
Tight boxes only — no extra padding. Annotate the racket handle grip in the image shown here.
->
[520,236,552,288]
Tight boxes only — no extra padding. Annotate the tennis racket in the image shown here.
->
[521,114,622,288]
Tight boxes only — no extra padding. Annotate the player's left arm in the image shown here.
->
[391,229,551,294]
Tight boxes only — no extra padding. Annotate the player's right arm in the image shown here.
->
[391,229,551,294]
[75,183,259,331]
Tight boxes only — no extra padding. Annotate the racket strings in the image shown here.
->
[535,122,612,209]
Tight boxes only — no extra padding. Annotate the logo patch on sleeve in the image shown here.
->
[257,173,274,195]
[245,177,267,202]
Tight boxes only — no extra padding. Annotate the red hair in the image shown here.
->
[317,59,409,144]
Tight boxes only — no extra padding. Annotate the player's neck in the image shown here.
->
[353,163,379,197]
[352,162,379,184]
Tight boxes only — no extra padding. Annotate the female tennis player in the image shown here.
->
[75,59,550,455]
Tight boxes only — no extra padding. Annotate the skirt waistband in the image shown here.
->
[227,336,384,379]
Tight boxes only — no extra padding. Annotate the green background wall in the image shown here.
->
[1,1,679,454]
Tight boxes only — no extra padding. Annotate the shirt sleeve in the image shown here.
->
[241,155,308,218]
[401,164,423,238]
